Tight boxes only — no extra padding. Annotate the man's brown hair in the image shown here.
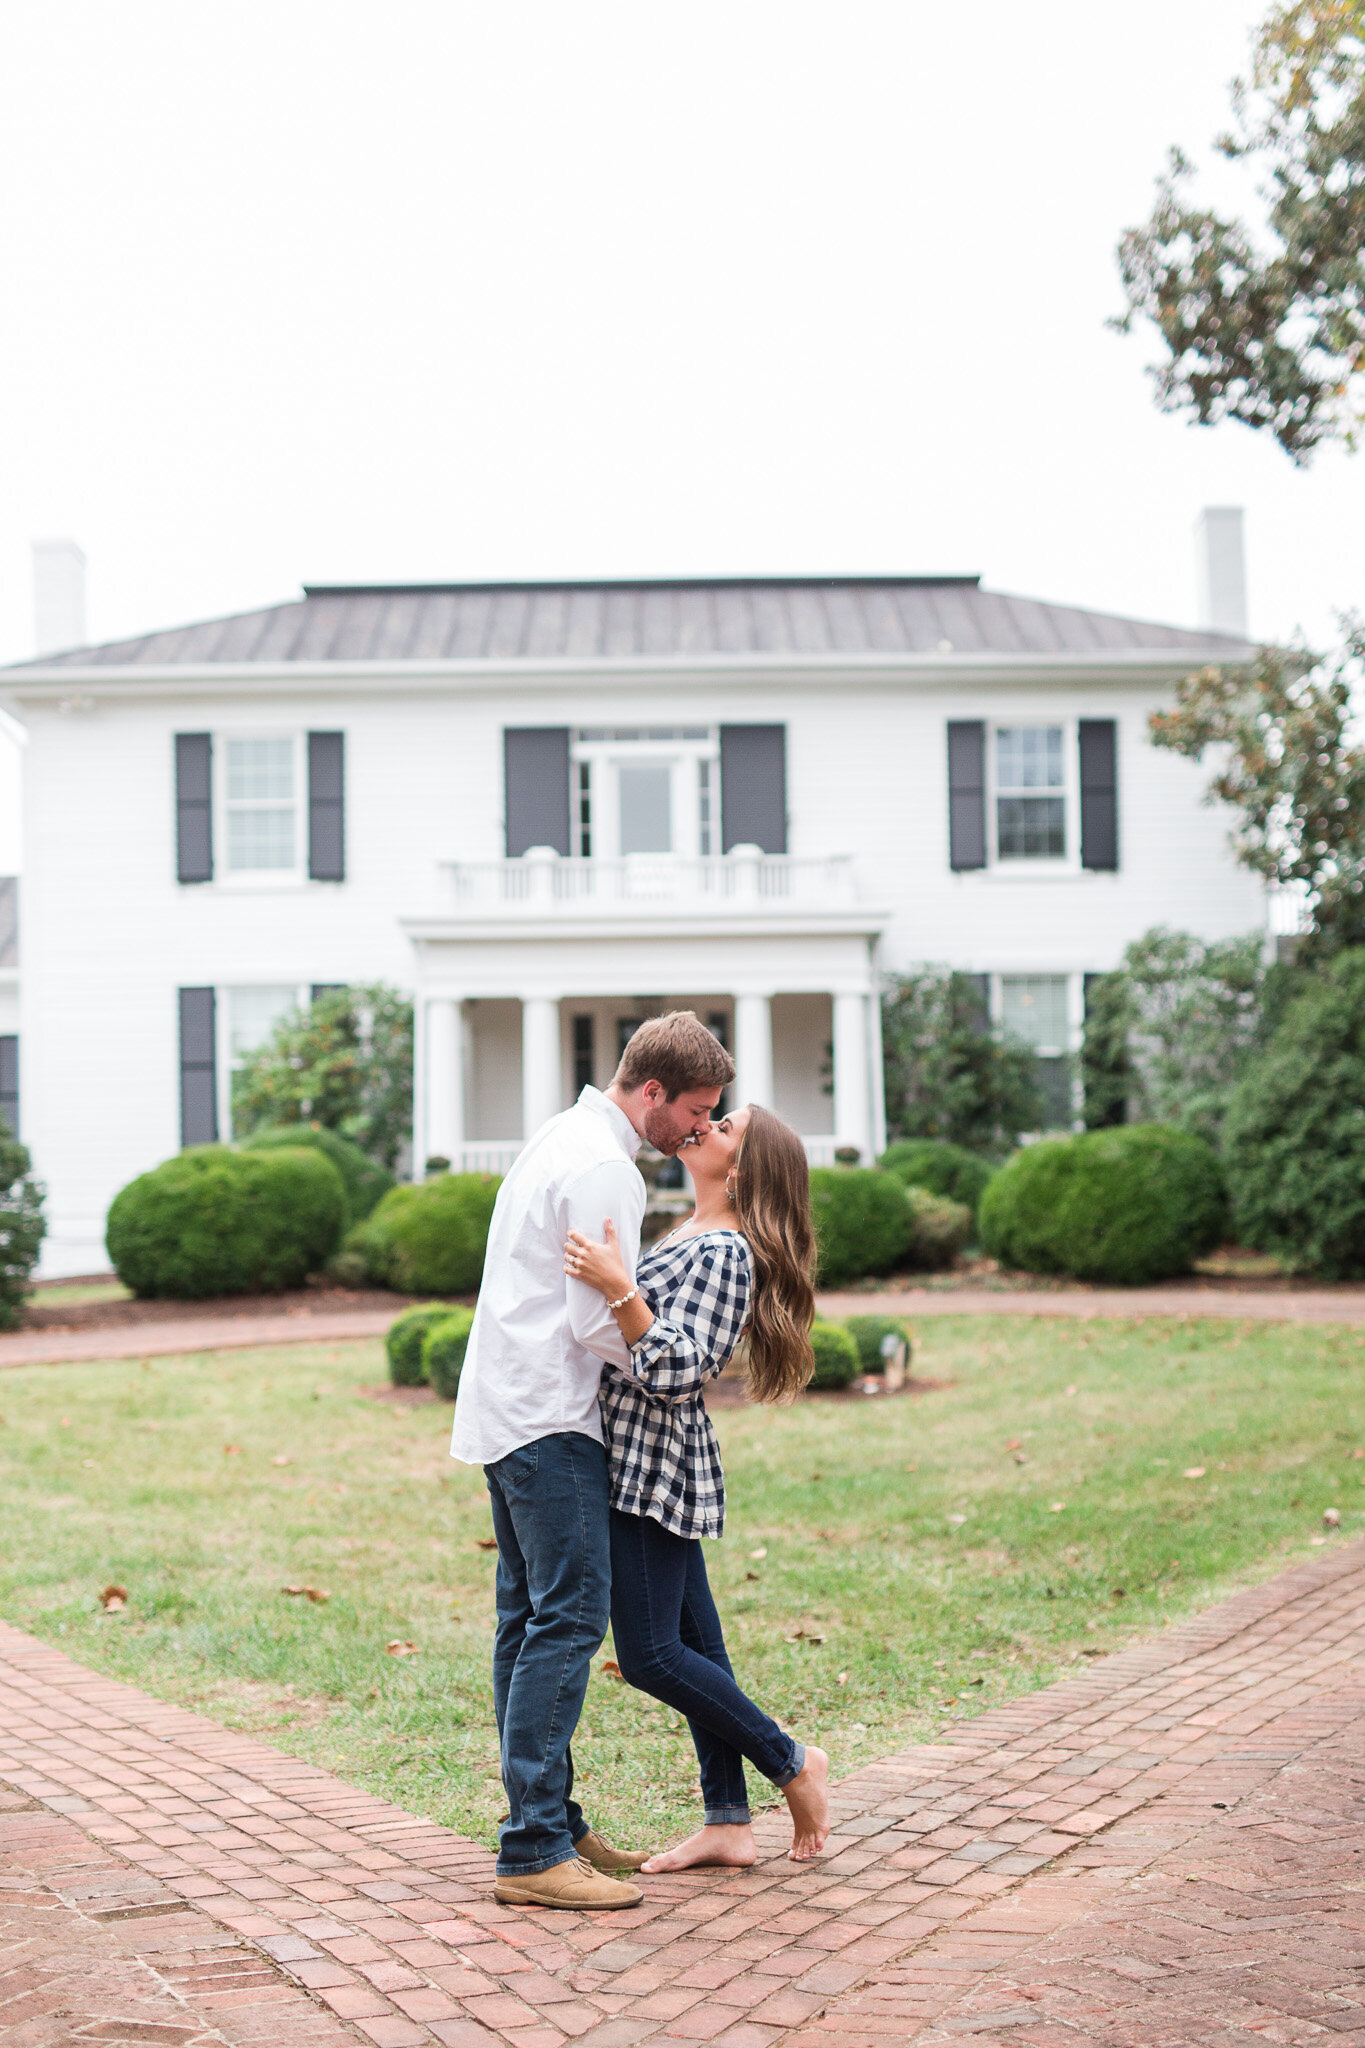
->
[613,1011,735,1098]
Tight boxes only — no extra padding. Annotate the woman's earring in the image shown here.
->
[725,1174,736,1202]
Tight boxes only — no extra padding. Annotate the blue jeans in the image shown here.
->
[608,1507,803,1825]
[485,1432,611,1875]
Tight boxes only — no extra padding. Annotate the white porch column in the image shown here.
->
[521,996,562,1139]
[832,990,872,1162]
[867,980,888,1158]
[733,993,774,1108]
[424,997,465,1172]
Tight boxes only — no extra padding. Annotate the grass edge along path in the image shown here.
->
[0,1312,1359,1852]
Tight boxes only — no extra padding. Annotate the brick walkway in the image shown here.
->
[1,1548,1364,2046]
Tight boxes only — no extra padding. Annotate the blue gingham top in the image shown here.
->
[599,1228,753,1539]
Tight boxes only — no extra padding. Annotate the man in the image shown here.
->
[451,1011,736,1909]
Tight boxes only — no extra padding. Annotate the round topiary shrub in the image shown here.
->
[879,1139,996,1219]
[809,1168,913,1287]
[1222,949,1365,1276]
[904,1187,973,1270]
[979,1123,1226,1285]
[106,1145,347,1299]
[423,1307,476,1399]
[843,1313,913,1376]
[808,1319,860,1390]
[385,1302,452,1387]
[243,1122,393,1225]
[346,1173,501,1294]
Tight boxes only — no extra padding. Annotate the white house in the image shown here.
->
[2,555,1262,1278]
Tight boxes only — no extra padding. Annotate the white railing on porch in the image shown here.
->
[443,1134,845,1178]
[440,849,858,912]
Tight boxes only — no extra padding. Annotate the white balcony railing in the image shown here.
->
[440,847,859,913]
[443,1135,841,1178]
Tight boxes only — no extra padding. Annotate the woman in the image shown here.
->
[563,1103,829,1869]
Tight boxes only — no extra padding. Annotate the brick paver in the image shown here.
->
[1,1544,1364,2045]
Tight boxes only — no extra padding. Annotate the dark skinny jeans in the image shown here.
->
[608,1506,803,1824]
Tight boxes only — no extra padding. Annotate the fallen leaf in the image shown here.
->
[749,1547,768,1560]
[947,1514,967,1527]
[1310,1535,1329,1545]
[223,1444,243,1457]
[969,1675,985,1685]
[99,1584,126,1612]
[810,1472,825,1482]
[1324,1507,1342,1527]
[599,1657,623,1678]
[1004,1437,1023,1451]
[1183,1467,1207,1480]
[1352,1448,1365,1461]
[59,1418,71,1428]
[385,1639,420,1657]
[1064,1385,1077,1397]
[783,1626,825,1644]
[745,1571,761,1581]
[903,1463,919,1473]
[1048,1502,1066,1513]
[475,1538,498,1551]
[282,1584,330,1603]
[1013,1452,1028,1465]
[1112,1587,1127,1599]
[270,1455,292,1467]
[836,1671,848,1686]
[1080,1646,1104,1657]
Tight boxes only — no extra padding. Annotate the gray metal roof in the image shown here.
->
[10,576,1248,669]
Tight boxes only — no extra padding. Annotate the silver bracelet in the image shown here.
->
[607,1286,638,1312]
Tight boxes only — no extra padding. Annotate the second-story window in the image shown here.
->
[224,736,298,873]
[994,726,1065,859]
[571,728,717,858]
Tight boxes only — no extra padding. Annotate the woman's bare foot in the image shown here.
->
[640,1822,758,1873]
[783,1746,830,1861]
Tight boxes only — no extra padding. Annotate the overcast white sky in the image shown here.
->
[0,0,1361,866]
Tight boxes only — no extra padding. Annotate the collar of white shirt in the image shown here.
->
[578,1084,644,1162]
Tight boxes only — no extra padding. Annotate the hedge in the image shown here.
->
[843,1313,913,1376]
[345,1173,501,1294]
[106,1145,347,1298]
[979,1123,1226,1285]
[809,1168,913,1287]
[243,1122,393,1225]
[808,1320,861,1390]
[0,1134,45,1331]
[385,1302,452,1387]
[879,1138,996,1218]
[905,1186,973,1269]
[1222,948,1365,1276]
[423,1307,476,1400]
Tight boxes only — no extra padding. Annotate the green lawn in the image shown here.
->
[0,1316,1359,1852]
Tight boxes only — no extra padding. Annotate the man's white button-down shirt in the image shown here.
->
[450,1087,647,1468]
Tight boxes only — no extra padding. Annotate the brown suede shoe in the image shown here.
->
[577,1827,651,1873]
[493,1856,642,1910]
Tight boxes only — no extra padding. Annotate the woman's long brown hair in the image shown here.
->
[732,1105,816,1402]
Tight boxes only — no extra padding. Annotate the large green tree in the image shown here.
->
[1116,1,1365,461]
[232,984,414,1170]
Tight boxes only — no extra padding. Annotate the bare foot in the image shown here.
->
[783,1746,830,1861]
[640,1823,758,1873]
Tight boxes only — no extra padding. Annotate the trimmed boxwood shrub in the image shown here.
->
[385,1302,451,1387]
[243,1122,393,1225]
[979,1123,1226,1285]
[1222,949,1365,1276]
[808,1319,860,1390]
[346,1173,501,1294]
[843,1313,913,1375]
[106,1145,347,1298]
[0,1133,45,1331]
[879,1139,996,1219]
[905,1187,972,1270]
[809,1168,913,1287]
[423,1307,476,1400]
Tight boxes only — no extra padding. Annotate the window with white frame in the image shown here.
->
[571,728,717,858]
[999,973,1075,1129]
[223,983,305,1136]
[222,736,300,875]
[994,726,1066,860]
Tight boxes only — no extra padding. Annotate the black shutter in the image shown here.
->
[720,725,787,853]
[963,973,991,1035]
[310,983,344,1005]
[1079,719,1118,871]
[572,1015,594,1093]
[308,732,346,881]
[504,728,571,857]
[947,721,987,871]
[175,734,213,883]
[179,987,218,1147]
[0,1036,17,1139]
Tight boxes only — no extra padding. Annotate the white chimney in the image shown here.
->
[32,539,87,655]
[1194,506,1248,639]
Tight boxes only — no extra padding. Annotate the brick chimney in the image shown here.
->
[1194,507,1248,639]
[32,539,87,655]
